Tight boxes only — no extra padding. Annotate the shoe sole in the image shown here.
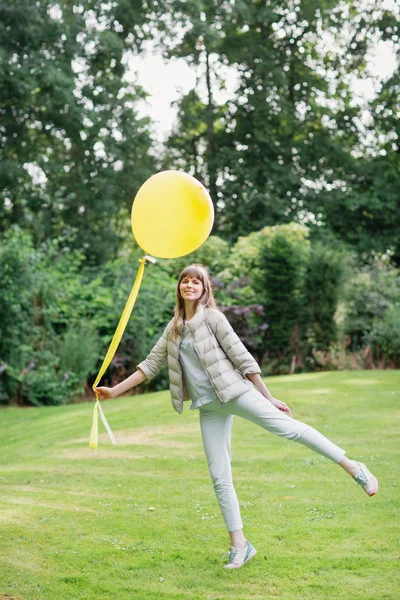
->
[224,548,257,569]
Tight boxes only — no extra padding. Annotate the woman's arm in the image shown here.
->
[247,373,292,415]
[94,368,147,399]
[94,319,173,400]
[246,373,274,400]
[135,321,172,381]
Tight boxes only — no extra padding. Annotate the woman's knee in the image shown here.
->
[208,464,233,487]
[212,477,235,493]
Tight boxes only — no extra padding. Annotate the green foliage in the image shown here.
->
[339,12,400,266]
[59,325,100,387]
[223,223,310,280]
[0,0,155,264]
[2,220,399,406]
[255,234,306,368]
[1,0,399,403]
[0,227,178,405]
[0,227,101,405]
[342,257,400,366]
[0,227,36,365]
[343,259,400,352]
[20,343,94,408]
[158,1,400,264]
[368,304,400,365]
[302,241,349,353]
[85,254,177,392]
[217,224,350,372]
[219,223,310,312]
[164,235,230,278]
[162,89,210,180]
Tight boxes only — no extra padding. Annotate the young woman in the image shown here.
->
[95,264,378,570]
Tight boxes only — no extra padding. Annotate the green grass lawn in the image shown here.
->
[0,370,399,600]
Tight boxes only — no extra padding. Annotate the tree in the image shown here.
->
[159,0,399,259]
[309,6,400,265]
[0,0,155,264]
[154,0,236,231]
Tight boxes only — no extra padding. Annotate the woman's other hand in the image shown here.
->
[270,397,292,416]
[94,386,115,400]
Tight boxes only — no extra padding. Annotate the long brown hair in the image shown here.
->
[172,264,219,338]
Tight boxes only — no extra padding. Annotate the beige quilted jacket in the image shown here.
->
[137,304,261,413]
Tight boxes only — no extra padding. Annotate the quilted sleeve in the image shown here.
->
[136,321,173,381]
[208,310,261,377]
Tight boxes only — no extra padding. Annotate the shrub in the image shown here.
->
[222,222,310,286]
[0,227,36,368]
[86,255,176,392]
[302,242,349,353]
[1,228,104,405]
[344,260,400,351]
[367,304,400,366]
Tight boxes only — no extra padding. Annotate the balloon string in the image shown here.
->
[98,400,117,445]
[89,257,150,449]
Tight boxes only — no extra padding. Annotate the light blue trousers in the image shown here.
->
[199,389,346,533]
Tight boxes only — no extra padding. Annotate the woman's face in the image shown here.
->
[179,275,204,303]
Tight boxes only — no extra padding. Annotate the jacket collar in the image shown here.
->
[177,304,206,336]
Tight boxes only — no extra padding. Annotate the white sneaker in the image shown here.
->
[354,462,378,496]
[223,540,257,569]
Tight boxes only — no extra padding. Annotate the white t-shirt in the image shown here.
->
[179,325,219,410]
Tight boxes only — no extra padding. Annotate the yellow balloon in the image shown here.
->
[131,170,214,259]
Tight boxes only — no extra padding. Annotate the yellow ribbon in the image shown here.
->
[89,256,153,449]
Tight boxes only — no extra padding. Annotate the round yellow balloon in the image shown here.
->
[131,170,214,259]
